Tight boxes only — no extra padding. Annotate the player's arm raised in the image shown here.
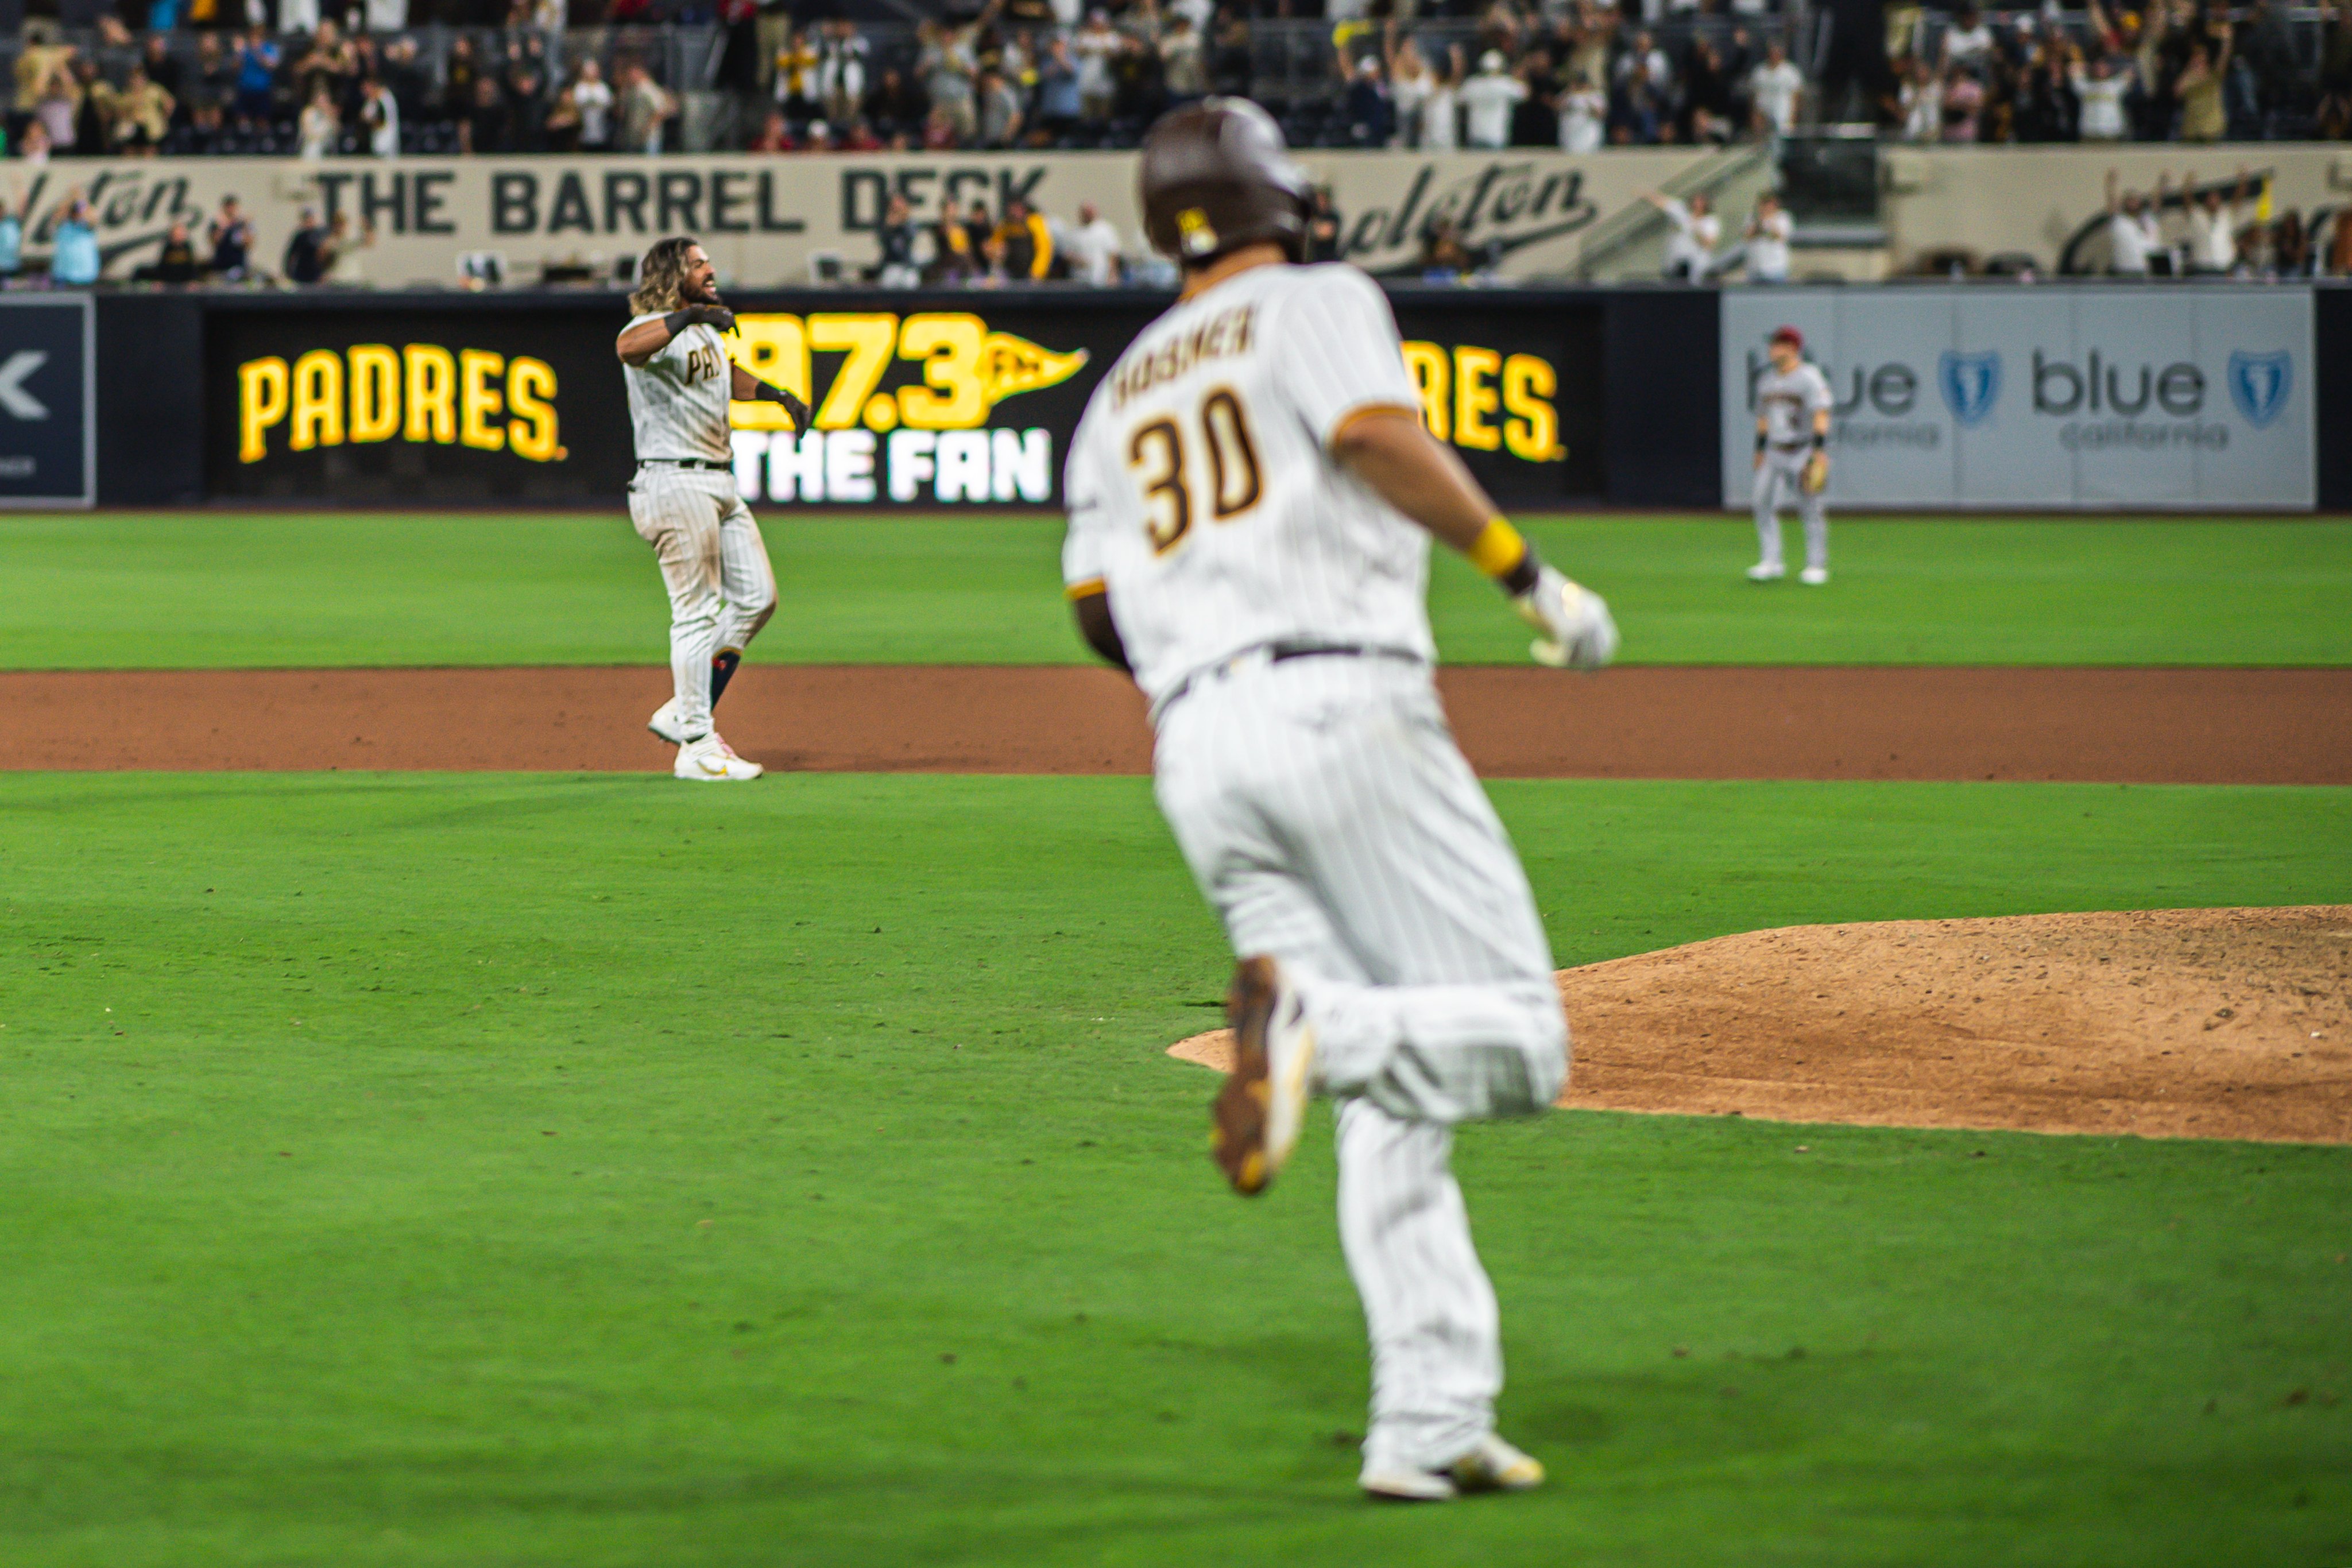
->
[1332,408,1616,670]
[730,363,811,433]
[613,303,736,366]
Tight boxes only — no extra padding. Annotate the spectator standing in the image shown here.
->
[50,193,99,287]
[1343,55,1394,146]
[32,53,80,152]
[620,61,676,154]
[2072,50,2132,140]
[134,222,205,284]
[1162,16,1208,107]
[864,68,929,142]
[1068,198,1123,284]
[543,85,583,152]
[1558,70,1604,152]
[976,66,1024,147]
[209,195,254,279]
[570,60,614,150]
[0,184,26,280]
[1035,37,1082,141]
[283,207,328,284]
[1748,40,1804,135]
[918,20,977,142]
[1744,191,1792,283]
[1421,43,1464,149]
[1386,33,1432,148]
[2183,171,2249,274]
[818,21,868,126]
[2175,36,2228,142]
[875,192,922,287]
[233,29,278,129]
[1459,49,1526,149]
[996,198,1053,280]
[110,65,173,153]
[1940,65,1983,141]
[358,76,397,156]
[1645,189,1720,281]
[1073,11,1120,125]
[1900,57,1943,140]
[1305,185,1343,262]
[1940,5,1996,71]
[296,87,339,159]
[2103,170,2160,276]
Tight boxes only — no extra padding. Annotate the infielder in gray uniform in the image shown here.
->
[1750,324,1833,585]
[1062,100,1618,1502]
[616,237,810,781]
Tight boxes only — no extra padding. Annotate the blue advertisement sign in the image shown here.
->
[0,297,94,508]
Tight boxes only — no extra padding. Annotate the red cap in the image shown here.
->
[1769,326,1804,350]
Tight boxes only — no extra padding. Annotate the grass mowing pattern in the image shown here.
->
[3,773,2347,1566]
[3,513,2347,668]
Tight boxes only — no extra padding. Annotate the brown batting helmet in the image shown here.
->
[1139,98,1312,266]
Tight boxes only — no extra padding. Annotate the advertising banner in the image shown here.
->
[0,297,94,508]
[19,148,1716,289]
[1719,287,2316,510]
[204,291,1603,508]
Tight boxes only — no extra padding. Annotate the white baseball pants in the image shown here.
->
[1153,654,1568,1475]
[629,464,777,739]
[1752,447,1828,572]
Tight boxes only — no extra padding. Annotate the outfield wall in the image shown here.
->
[72,287,1719,511]
[15,282,2348,512]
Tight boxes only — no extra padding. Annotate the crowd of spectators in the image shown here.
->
[2,0,2347,161]
[1878,0,2352,144]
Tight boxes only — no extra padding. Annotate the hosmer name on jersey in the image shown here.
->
[1109,303,1257,412]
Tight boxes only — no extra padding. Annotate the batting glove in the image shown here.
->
[1514,564,1619,671]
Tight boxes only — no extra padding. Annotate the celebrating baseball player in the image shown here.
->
[616,237,810,781]
[1750,324,1833,585]
[1061,100,1618,1503]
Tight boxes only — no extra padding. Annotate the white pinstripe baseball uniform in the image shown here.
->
[1753,359,1832,575]
[1062,261,1568,1476]
[624,311,777,742]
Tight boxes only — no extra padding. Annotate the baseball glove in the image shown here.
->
[1514,564,1619,671]
[1801,451,1829,494]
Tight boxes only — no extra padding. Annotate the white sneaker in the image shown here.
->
[1361,1435,1544,1502]
[647,698,690,746]
[1747,562,1786,582]
[674,733,762,782]
[1800,565,1829,585]
[1210,955,1316,1197]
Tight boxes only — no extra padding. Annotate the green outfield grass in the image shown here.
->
[3,513,2347,669]
[5,772,2348,1567]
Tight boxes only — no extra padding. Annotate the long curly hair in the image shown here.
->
[629,237,702,315]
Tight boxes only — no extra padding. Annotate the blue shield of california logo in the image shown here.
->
[1937,351,2001,427]
[2227,350,2292,428]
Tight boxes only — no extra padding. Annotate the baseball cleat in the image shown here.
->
[1747,562,1786,582]
[1210,955,1314,1197]
[1800,565,1830,585]
[674,733,763,782]
[648,699,690,746]
[1360,1435,1545,1503]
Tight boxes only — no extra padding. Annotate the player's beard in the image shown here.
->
[690,274,725,308]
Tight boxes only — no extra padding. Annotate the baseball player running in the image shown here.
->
[1750,324,1833,585]
[1062,100,1618,1503]
[616,237,810,781]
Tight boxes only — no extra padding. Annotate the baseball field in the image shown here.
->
[4,511,2349,1566]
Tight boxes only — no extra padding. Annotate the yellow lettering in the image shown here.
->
[896,313,987,429]
[1401,341,1449,440]
[237,356,289,463]
[459,349,506,452]
[727,314,808,432]
[1501,354,1560,462]
[1453,346,1502,452]
[808,313,899,431]
[348,344,400,443]
[506,357,562,462]
[404,344,457,444]
[288,350,345,452]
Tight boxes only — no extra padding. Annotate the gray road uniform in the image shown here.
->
[622,311,776,740]
[1061,261,1569,1476]
[1752,358,1833,575]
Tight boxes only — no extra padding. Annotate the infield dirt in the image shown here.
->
[5,664,2349,781]
[1170,907,2352,1144]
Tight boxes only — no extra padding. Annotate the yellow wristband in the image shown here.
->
[1468,517,1528,580]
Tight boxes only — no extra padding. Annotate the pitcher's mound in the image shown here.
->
[1166,907,2352,1144]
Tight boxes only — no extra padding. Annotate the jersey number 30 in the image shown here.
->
[1128,389,1263,556]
